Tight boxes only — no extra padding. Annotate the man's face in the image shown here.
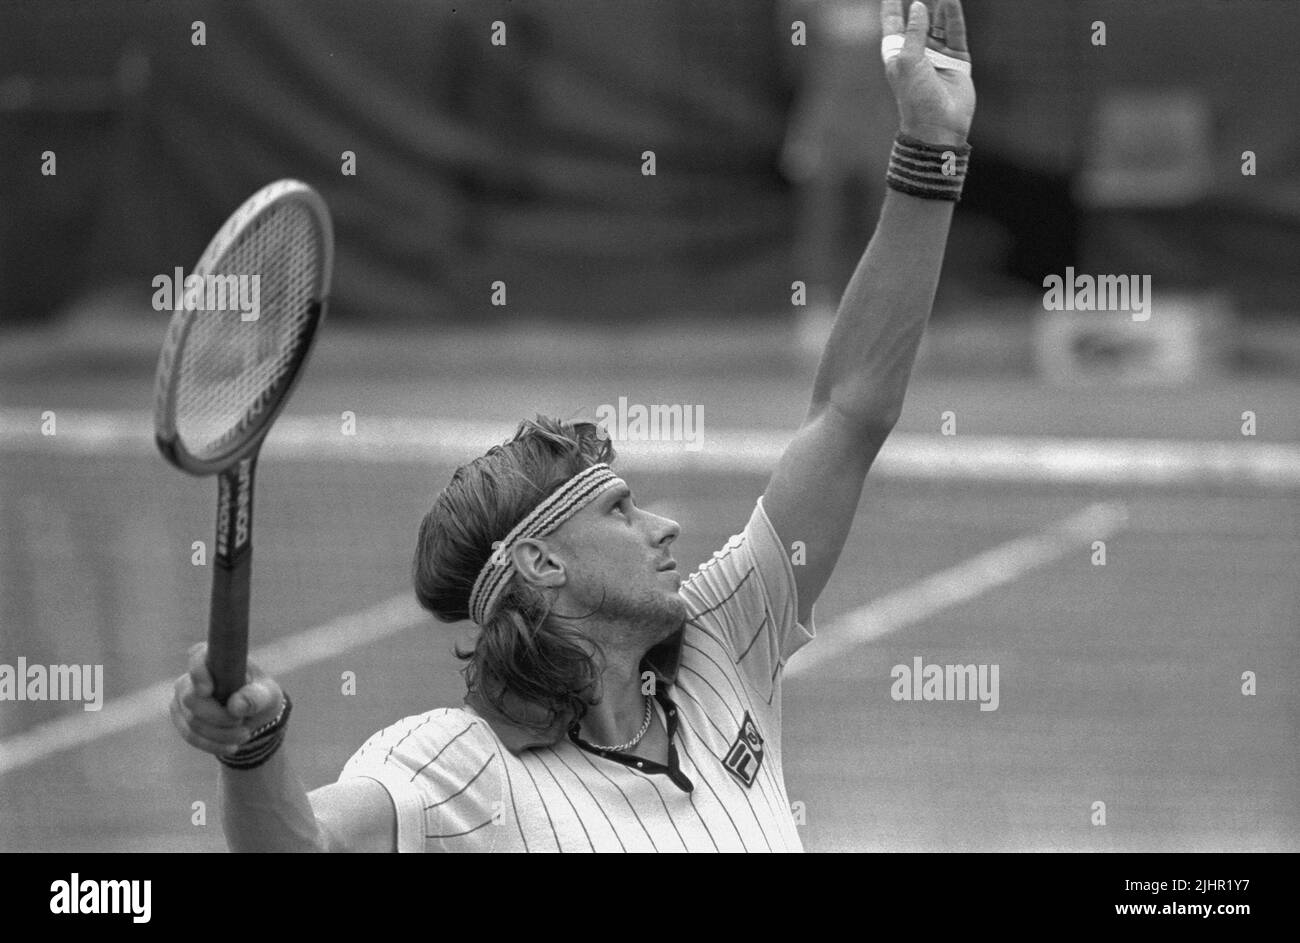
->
[545,477,686,647]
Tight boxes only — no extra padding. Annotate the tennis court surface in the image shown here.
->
[2,319,1296,851]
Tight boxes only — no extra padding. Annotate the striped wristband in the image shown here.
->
[219,692,292,770]
[886,133,971,202]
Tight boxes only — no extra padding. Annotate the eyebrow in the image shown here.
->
[604,484,632,507]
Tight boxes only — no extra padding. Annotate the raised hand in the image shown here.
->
[881,0,975,146]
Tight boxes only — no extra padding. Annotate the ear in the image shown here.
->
[510,537,567,590]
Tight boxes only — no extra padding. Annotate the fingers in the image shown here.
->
[902,0,930,59]
[184,642,276,718]
[936,0,968,54]
[170,692,248,756]
[227,678,281,722]
[187,642,213,698]
[881,0,905,37]
[173,642,282,757]
[173,671,242,726]
[172,696,249,748]
[881,0,931,74]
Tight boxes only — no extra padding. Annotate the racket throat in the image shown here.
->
[208,453,258,705]
[214,455,257,565]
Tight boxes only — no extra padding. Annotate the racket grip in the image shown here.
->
[208,550,252,704]
[208,457,256,705]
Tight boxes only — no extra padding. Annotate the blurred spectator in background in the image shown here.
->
[777,0,1083,358]
[779,0,897,359]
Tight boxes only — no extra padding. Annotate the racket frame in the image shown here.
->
[152,179,333,704]
[153,179,333,476]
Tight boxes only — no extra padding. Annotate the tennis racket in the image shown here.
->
[153,179,334,705]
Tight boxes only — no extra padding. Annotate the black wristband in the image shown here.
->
[219,692,292,770]
[886,133,971,202]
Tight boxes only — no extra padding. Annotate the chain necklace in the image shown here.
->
[587,695,654,753]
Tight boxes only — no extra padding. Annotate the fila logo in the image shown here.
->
[722,711,764,788]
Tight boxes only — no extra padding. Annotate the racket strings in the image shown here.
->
[174,202,321,459]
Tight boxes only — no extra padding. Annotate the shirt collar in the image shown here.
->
[463,625,685,756]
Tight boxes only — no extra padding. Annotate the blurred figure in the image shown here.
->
[780,0,898,361]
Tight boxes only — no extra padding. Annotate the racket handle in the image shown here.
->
[208,455,257,705]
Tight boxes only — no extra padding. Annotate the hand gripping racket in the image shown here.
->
[153,180,333,704]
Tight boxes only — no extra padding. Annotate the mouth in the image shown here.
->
[656,560,677,572]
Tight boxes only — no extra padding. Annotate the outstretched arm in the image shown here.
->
[171,643,397,852]
[763,0,975,624]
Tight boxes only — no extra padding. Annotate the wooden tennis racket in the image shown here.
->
[153,180,333,704]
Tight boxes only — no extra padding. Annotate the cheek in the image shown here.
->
[568,531,626,578]
[590,524,637,561]
[568,523,642,579]
[585,536,642,587]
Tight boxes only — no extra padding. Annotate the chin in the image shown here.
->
[660,592,689,631]
[636,590,687,639]
[665,587,686,619]
[594,581,688,638]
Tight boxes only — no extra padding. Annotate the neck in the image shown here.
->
[580,646,650,747]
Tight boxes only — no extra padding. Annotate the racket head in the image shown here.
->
[153,179,334,476]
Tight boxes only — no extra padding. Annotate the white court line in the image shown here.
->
[787,502,1130,678]
[0,502,1127,772]
[2,408,1298,488]
[0,593,424,777]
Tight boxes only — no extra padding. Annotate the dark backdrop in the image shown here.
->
[1,0,1297,325]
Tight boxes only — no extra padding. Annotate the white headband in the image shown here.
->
[467,463,621,626]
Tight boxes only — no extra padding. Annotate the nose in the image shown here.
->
[648,510,680,548]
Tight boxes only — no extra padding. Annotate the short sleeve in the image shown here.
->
[339,708,504,853]
[678,496,816,694]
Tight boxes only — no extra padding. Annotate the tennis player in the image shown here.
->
[171,0,975,852]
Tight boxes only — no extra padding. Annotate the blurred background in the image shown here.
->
[0,0,1296,852]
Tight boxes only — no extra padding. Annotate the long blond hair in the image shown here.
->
[413,416,615,730]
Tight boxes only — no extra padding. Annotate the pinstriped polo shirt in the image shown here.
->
[339,497,816,852]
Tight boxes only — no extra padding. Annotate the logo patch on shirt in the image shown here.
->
[722,711,764,788]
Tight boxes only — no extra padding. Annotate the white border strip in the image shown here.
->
[2,408,1298,488]
[0,594,424,776]
[788,502,1129,678]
